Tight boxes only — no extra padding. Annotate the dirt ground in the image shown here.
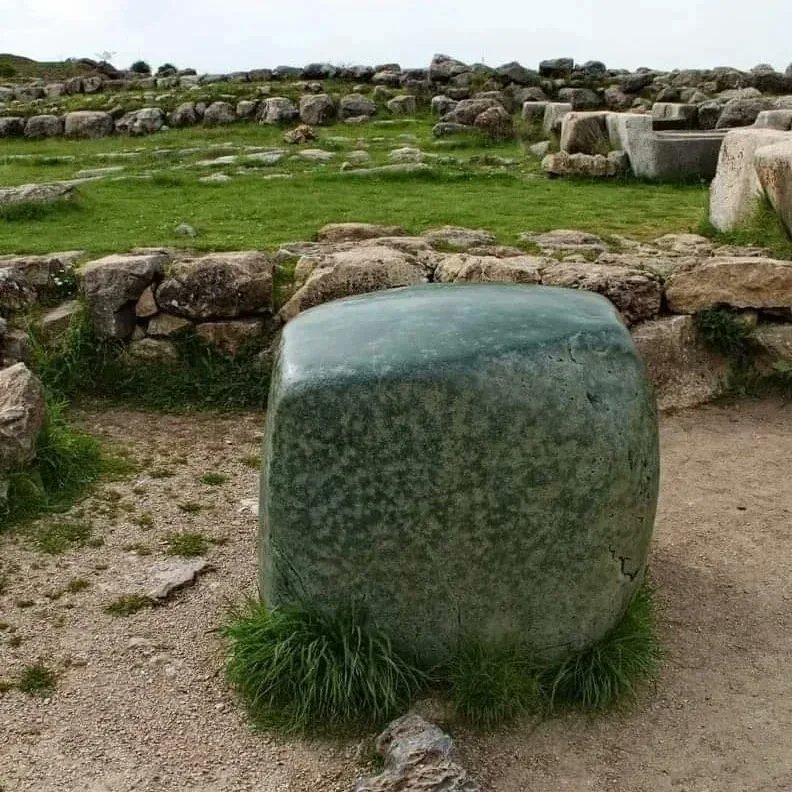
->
[1,398,790,792]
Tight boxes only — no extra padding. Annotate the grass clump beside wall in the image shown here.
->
[31,305,271,412]
[1,397,103,529]
[223,586,660,734]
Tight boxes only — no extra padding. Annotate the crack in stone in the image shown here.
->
[609,545,639,581]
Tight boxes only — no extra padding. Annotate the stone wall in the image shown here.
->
[3,223,791,412]
[4,54,792,142]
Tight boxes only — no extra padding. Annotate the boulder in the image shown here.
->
[116,107,166,135]
[262,285,659,663]
[203,101,236,125]
[542,150,628,178]
[146,313,192,337]
[542,261,662,325]
[559,111,610,154]
[754,139,792,236]
[441,97,502,126]
[79,252,168,338]
[127,337,179,363]
[195,318,265,356]
[665,257,792,313]
[63,111,114,138]
[521,101,548,122]
[495,61,539,85]
[716,97,776,129]
[434,253,544,283]
[278,246,428,321]
[40,300,80,340]
[558,87,600,110]
[350,714,479,792]
[473,105,513,140]
[339,93,377,119]
[631,315,729,410]
[539,57,574,77]
[258,97,299,124]
[169,102,199,127]
[236,100,258,119]
[431,122,474,137]
[522,228,607,255]
[709,128,790,231]
[429,54,471,83]
[422,226,497,250]
[387,95,417,115]
[431,95,458,116]
[283,124,316,144]
[0,117,25,137]
[0,363,46,475]
[0,182,75,207]
[753,323,792,370]
[317,222,407,243]
[651,102,698,129]
[156,251,273,320]
[24,115,63,139]
[299,94,335,126]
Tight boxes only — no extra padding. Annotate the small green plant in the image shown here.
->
[694,307,754,362]
[223,600,427,733]
[536,585,660,711]
[201,472,228,486]
[165,531,208,557]
[133,511,154,529]
[448,638,538,726]
[177,501,203,514]
[18,663,57,697]
[105,594,150,617]
[66,577,90,593]
[240,455,261,470]
[34,521,93,555]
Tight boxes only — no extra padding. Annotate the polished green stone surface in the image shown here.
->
[260,284,659,662]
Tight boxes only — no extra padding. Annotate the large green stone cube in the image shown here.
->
[260,284,659,663]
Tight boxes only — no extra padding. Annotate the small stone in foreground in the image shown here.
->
[145,559,211,601]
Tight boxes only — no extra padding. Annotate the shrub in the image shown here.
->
[156,63,178,77]
[18,663,57,696]
[130,60,151,75]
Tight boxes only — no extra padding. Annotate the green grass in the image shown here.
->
[17,662,57,696]
[34,520,93,554]
[165,531,208,557]
[31,306,271,412]
[224,586,659,733]
[703,198,792,260]
[105,594,151,617]
[65,577,91,593]
[223,600,428,733]
[535,585,660,711]
[694,307,754,362]
[0,119,708,256]
[1,397,103,529]
[201,472,228,486]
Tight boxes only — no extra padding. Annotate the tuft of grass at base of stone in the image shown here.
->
[2,397,104,530]
[448,639,539,727]
[165,531,208,557]
[701,197,792,260]
[17,662,57,697]
[694,307,754,362]
[201,472,228,486]
[223,600,428,734]
[34,520,93,555]
[105,594,151,617]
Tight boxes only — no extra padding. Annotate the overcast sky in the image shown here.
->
[2,0,790,75]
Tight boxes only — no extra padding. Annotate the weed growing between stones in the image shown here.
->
[224,586,660,733]
[104,594,151,617]
[223,600,428,734]
[165,531,208,557]
[694,307,792,399]
[702,198,792,261]
[32,305,271,411]
[1,397,103,529]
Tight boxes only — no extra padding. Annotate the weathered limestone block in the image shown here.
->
[542,102,572,136]
[559,111,611,154]
[40,300,80,340]
[203,101,236,125]
[753,110,792,130]
[387,95,417,116]
[156,251,273,320]
[665,257,792,313]
[709,128,790,231]
[299,94,336,126]
[63,111,114,138]
[754,139,792,237]
[651,102,698,129]
[261,285,659,663]
[339,93,377,119]
[24,115,63,139]
[80,252,168,338]
[0,182,74,207]
[541,262,662,325]
[631,315,729,410]
[421,226,496,250]
[0,363,46,476]
[434,253,544,283]
[317,222,407,243]
[753,323,792,370]
[542,150,627,178]
[279,246,428,321]
[116,107,166,135]
[258,97,299,124]
[195,318,265,355]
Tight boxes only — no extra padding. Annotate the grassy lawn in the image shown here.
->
[0,118,710,255]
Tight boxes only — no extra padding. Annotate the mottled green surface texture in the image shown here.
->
[260,284,659,663]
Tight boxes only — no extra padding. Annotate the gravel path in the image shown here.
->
[1,399,791,792]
